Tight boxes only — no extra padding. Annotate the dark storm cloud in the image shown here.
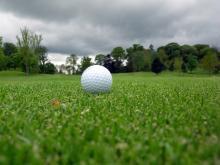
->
[0,0,220,55]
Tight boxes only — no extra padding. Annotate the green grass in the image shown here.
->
[0,71,220,164]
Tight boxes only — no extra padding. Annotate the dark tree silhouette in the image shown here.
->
[103,54,115,73]
[44,62,57,74]
[151,58,164,74]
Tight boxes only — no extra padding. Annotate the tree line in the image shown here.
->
[1,27,220,75]
[63,43,220,74]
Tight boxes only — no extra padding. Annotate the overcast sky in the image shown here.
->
[0,0,219,64]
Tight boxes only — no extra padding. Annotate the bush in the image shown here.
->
[40,62,57,74]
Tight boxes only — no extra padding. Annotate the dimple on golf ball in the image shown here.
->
[81,65,112,94]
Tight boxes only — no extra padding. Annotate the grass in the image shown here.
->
[0,71,220,164]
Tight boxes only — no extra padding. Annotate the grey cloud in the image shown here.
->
[0,0,220,56]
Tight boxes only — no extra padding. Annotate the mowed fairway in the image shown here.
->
[0,72,220,164]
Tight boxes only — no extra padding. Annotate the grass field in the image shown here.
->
[0,71,220,164]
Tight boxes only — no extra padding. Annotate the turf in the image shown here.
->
[0,72,219,164]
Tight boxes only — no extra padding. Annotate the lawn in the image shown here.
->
[0,72,219,164]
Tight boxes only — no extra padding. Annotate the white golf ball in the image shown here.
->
[81,65,112,94]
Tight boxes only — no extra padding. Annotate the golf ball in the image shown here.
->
[81,65,112,94]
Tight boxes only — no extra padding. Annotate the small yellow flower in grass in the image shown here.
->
[51,99,61,108]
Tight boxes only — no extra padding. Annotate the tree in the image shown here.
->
[111,47,125,62]
[3,42,17,56]
[187,55,198,72]
[95,54,105,65]
[181,45,197,56]
[32,33,43,69]
[151,58,164,74]
[0,37,7,70]
[133,44,144,51]
[132,51,146,71]
[79,56,92,73]
[180,45,198,63]
[58,64,66,74]
[173,57,183,72]
[103,54,114,73]
[142,49,152,71]
[3,43,19,69]
[36,46,48,73]
[44,62,57,74]
[0,37,4,53]
[66,54,78,74]
[157,49,169,69]
[0,54,7,71]
[2,43,20,70]
[111,47,126,72]
[214,63,220,74]
[66,65,72,75]
[181,63,188,73]
[149,44,154,51]
[200,52,218,73]
[194,44,210,60]
[16,27,42,75]
[164,43,181,59]
[126,44,146,72]
[37,46,48,65]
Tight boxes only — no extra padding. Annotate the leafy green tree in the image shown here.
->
[187,55,198,72]
[181,63,188,73]
[3,42,17,56]
[44,62,57,74]
[132,51,146,71]
[143,49,152,71]
[0,37,7,70]
[32,33,43,68]
[3,42,19,69]
[157,48,169,69]
[200,52,218,73]
[0,54,7,71]
[179,45,198,72]
[95,54,105,65]
[160,43,181,71]
[16,27,42,75]
[79,56,92,73]
[181,45,197,61]
[164,43,181,59]
[194,44,210,60]
[111,47,126,72]
[36,46,48,73]
[133,44,144,51]
[111,47,125,62]
[173,57,183,72]
[126,44,146,72]
[37,46,48,65]
[66,54,78,74]
[181,45,197,56]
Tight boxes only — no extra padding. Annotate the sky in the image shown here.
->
[0,0,219,65]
